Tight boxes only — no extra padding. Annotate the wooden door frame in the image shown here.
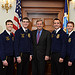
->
[22,1,65,28]
[22,7,64,27]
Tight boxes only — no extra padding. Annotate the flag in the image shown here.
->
[63,0,69,33]
[12,0,22,33]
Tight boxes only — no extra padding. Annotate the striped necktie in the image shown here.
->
[37,31,40,44]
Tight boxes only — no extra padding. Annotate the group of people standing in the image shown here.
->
[0,17,75,75]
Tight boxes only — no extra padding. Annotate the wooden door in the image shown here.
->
[28,13,57,32]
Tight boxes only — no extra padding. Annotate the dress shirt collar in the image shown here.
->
[55,28,61,34]
[6,29,11,35]
[22,26,28,32]
[68,30,73,36]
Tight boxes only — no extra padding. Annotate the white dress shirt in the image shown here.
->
[55,28,61,34]
[68,31,73,36]
[22,26,28,32]
[6,30,11,35]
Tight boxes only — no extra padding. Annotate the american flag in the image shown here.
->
[63,0,69,33]
[13,0,22,33]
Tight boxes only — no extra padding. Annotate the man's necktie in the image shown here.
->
[54,30,56,34]
[10,33,12,36]
[68,34,69,37]
[25,30,28,33]
[10,33,12,40]
[37,31,40,44]
[54,30,56,36]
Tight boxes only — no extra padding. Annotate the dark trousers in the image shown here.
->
[17,53,30,75]
[0,59,3,75]
[32,57,46,75]
[51,53,65,75]
[3,56,14,75]
[64,56,75,75]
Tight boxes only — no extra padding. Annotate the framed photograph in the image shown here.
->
[44,18,53,26]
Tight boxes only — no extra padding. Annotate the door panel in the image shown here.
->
[28,13,57,32]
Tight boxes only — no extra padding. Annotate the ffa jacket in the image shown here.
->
[14,27,33,57]
[0,30,14,61]
[66,31,75,62]
[51,28,67,58]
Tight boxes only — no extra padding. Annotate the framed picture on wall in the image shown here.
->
[44,18,53,26]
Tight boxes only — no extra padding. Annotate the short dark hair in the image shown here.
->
[36,19,43,24]
[22,17,30,22]
[53,18,61,24]
[5,20,13,25]
[67,21,74,27]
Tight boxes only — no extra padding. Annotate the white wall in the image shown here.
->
[0,0,16,33]
[69,1,75,30]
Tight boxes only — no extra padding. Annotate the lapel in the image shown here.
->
[20,27,25,33]
[4,30,10,36]
[68,31,74,38]
[34,30,37,45]
[56,28,61,34]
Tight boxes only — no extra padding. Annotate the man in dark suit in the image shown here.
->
[0,35,4,75]
[65,21,75,75]
[0,20,14,75]
[14,17,33,75]
[51,18,67,75]
[32,19,51,75]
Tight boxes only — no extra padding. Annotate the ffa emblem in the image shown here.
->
[6,37,10,41]
[51,34,54,38]
[12,37,14,41]
[28,33,30,38]
[21,34,25,38]
[56,34,60,39]
[68,38,71,43]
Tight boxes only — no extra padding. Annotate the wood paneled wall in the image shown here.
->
[22,1,65,28]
